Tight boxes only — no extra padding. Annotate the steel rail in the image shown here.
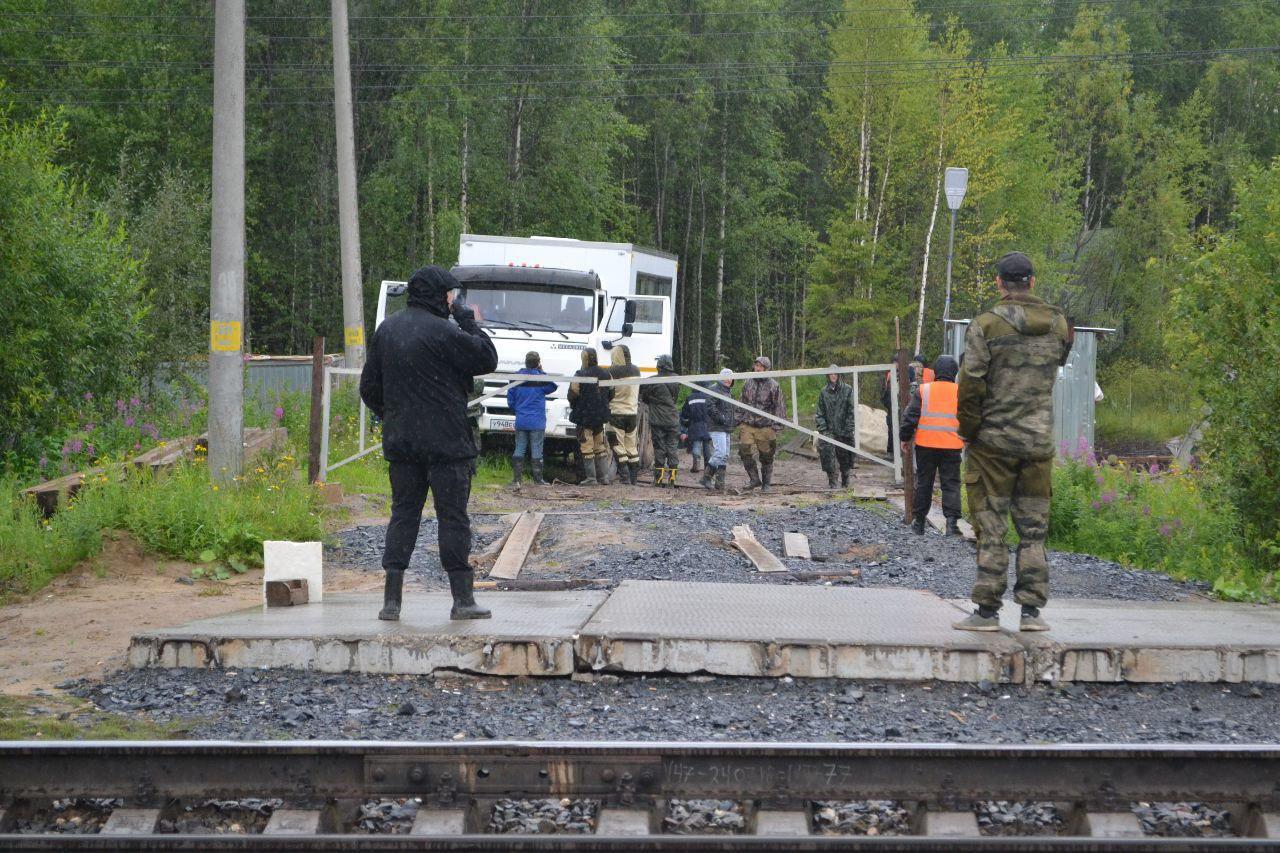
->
[2,741,1277,849]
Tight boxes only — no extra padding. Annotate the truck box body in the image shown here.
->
[375,234,678,443]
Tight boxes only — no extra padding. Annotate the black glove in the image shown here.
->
[450,301,477,328]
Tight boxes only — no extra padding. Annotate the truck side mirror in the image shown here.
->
[622,322,634,337]
[624,300,638,324]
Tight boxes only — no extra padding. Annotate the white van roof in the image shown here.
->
[461,233,678,262]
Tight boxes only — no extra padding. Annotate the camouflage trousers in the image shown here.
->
[964,442,1051,610]
[818,433,854,476]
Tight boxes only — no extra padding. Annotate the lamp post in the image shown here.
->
[942,167,968,323]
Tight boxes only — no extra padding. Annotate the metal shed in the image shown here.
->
[943,319,1113,453]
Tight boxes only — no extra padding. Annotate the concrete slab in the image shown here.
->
[578,582,1023,681]
[129,592,607,677]
[948,598,1280,683]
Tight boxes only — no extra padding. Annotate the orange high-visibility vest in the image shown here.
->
[921,367,936,383]
[915,381,963,450]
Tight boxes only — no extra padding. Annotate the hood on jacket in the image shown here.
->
[580,348,599,369]
[611,347,629,368]
[656,354,675,373]
[992,292,1055,336]
[933,355,959,382]
[754,355,772,371]
[407,265,457,318]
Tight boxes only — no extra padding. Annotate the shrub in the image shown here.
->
[1048,449,1272,600]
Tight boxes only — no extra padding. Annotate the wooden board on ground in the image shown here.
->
[888,495,976,542]
[23,427,286,516]
[782,532,811,560]
[468,514,518,570]
[731,524,787,573]
[489,511,544,580]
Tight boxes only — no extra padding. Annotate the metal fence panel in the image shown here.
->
[940,320,1103,454]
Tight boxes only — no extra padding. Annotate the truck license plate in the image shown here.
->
[489,418,515,432]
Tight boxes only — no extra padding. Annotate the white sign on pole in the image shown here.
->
[944,167,969,211]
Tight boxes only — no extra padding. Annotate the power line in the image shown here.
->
[0,1,1260,44]
[6,47,1272,97]
[5,50,1271,108]
[4,44,1274,77]
[0,0,1260,24]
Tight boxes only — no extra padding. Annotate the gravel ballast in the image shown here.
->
[75,671,1278,744]
[329,498,1205,601]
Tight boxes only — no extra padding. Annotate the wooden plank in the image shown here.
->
[489,511,544,580]
[732,524,787,573]
[782,532,811,559]
[469,514,518,570]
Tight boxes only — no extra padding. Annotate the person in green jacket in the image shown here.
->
[815,365,856,488]
[952,252,1072,634]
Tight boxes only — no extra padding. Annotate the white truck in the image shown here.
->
[375,234,678,453]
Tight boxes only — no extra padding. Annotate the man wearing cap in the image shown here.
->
[737,356,787,492]
[815,366,856,488]
[360,265,499,622]
[953,252,1072,633]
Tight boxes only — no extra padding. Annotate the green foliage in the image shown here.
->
[1095,359,1199,446]
[1048,456,1270,601]
[1169,157,1280,579]
[0,459,322,598]
[0,106,149,464]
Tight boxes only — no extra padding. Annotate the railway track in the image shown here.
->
[1,741,1278,849]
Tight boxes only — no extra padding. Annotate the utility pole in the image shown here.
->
[209,0,246,484]
[332,0,366,369]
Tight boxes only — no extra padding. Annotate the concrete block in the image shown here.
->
[1083,812,1144,838]
[100,808,160,835]
[263,809,322,835]
[596,809,650,836]
[756,810,809,835]
[412,809,466,835]
[263,540,323,605]
[922,811,980,837]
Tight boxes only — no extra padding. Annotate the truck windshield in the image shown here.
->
[458,281,594,334]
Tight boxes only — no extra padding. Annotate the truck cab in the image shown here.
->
[374,234,678,448]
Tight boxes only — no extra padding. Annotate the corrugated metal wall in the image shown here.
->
[156,358,337,408]
[943,320,1100,453]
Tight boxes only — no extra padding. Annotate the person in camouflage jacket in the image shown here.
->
[815,365,856,488]
[953,252,1072,635]
[737,355,786,492]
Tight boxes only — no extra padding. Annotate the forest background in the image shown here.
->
[1,0,1278,587]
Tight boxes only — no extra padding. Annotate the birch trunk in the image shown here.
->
[712,109,728,366]
[914,125,945,355]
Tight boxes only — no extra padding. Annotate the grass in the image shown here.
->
[0,695,183,740]
[1,454,323,598]
[1095,360,1200,448]
[1047,451,1274,601]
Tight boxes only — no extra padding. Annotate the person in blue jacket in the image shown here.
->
[506,351,556,485]
[680,382,713,474]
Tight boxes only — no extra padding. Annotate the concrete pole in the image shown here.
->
[332,0,366,368]
[943,207,957,322]
[208,0,246,484]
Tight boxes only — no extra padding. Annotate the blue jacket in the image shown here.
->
[506,367,556,431]
[680,386,711,442]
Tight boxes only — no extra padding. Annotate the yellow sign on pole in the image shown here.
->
[210,320,243,352]
[344,324,365,348]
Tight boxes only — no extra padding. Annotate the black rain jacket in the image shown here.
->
[359,265,498,463]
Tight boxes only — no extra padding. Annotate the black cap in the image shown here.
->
[996,251,1034,283]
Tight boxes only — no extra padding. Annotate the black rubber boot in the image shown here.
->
[691,457,702,473]
[911,516,926,535]
[669,467,679,488]
[531,461,545,485]
[840,468,851,488]
[511,458,523,486]
[628,463,638,485]
[595,455,613,486]
[654,467,664,486]
[447,570,491,620]
[700,466,714,488]
[945,516,961,537]
[743,459,762,489]
[827,471,839,488]
[760,462,773,493]
[579,457,597,486]
[714,465,727,491]
[378,569,404,621]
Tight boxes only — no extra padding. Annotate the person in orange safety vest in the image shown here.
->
[900,355,963,536]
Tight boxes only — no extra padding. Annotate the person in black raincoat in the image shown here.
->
[359,265,498,622]
[568,348,614,485]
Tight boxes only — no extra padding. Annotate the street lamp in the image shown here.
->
[942,167,967,323]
